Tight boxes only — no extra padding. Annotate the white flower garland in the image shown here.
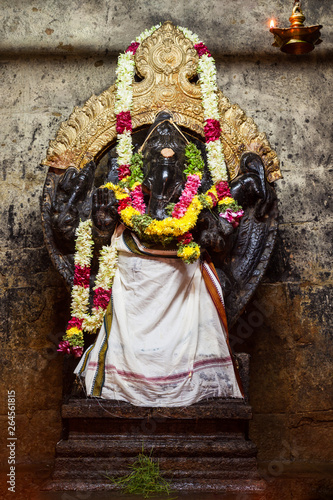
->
[59,24,243,357]
[115,25,228,185]
[58,221,118,357]
[135,24,162,43]
[177,26,201,45]
[70,221,118,333]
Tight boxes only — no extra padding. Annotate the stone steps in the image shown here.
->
[46,478,266,493]
[45,355,265,493]
[56,435,257,457]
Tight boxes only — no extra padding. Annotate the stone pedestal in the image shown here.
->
[45,353,265,493]
[46,390,265,492]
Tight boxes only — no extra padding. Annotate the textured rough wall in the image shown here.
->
[0,0,332,487]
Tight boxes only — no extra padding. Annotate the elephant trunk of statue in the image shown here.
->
[142,154,184,221]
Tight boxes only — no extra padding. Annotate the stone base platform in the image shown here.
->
[46,396,265,493]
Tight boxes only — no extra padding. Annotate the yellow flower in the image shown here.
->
[218,196,234,206]
[177,244,201,262]
[207,186,217,198]
[130,181,141,190]
[66,327,82,338]
[121,206,140,226]
[204,194,214,209]
[145,196,203,237]
[102,182,129,200]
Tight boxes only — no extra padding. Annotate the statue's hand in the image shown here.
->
[51,162,96,253]
[196,210,233,253]
[92,188,118,233]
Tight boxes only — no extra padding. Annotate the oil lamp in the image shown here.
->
[270,1,322,54]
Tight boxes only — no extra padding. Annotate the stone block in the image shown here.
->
[231,284,295,414]
[293,284,333,342]
[0,410,61,463]
[288,411,333,462]
[0,248,63,290]
[0,285,69,350]
[291,344,333,413]
[249,413,290,463]
[23,409,62,461]
[0,349,63,415]
[277,223,333,283]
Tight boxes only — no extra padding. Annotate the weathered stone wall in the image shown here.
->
[1,0,332,492]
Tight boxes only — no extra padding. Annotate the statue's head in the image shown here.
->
[141,111,188,220]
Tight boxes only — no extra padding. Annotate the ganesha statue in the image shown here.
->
[41,22,281,407]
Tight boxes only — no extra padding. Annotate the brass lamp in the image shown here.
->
[270,1,322,54]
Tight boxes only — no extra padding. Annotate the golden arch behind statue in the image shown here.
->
[42,21,281,184]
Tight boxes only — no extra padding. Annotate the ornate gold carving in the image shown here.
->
[42,21,281,183]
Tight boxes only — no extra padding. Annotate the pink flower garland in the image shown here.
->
[73,265,90,287]
[116,111,132,134]
[194,42,211,57]
[204,119,221,143]
[172,174,201,219]
[93,287,112,309]
[131,185,145,214]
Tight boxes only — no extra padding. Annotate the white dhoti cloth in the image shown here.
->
[75,230,243,406]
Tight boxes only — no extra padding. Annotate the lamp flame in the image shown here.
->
[270,19,275,29]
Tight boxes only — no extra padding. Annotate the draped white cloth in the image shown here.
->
[75,230,243,406]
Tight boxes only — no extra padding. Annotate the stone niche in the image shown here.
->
[41,21,282,494]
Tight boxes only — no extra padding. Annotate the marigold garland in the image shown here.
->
[112,24,244,256]
[59,24,245,357]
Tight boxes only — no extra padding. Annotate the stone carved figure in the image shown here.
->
[41,22,280,407]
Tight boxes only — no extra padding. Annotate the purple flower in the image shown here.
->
[57,341,71,355]
[216,181,231,200]
[73,265,90,288]
[204,119,221,143]
[126,42,140,55]
[220,208,244,228]
[71,346,84,358]
[67,317,83,330]
[93,287,112,310]
[116,111,132,134]
[177,232,193,245]
[194,42,212,58]
[118,164,131,180]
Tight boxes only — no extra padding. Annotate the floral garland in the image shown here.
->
[58,25,244,356]
[108,24,243,263]
[58,220,118,357]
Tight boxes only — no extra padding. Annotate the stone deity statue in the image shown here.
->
[41,22,280,407]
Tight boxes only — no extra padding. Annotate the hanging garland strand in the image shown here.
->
[58,220,118,357]
[107,24,243,263]
[58,24,244,356]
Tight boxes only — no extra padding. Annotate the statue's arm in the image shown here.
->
[51,161,96,253]
[91,187,119,246]
[195,209,234,254]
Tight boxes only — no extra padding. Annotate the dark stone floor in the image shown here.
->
[1,462,333,500]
